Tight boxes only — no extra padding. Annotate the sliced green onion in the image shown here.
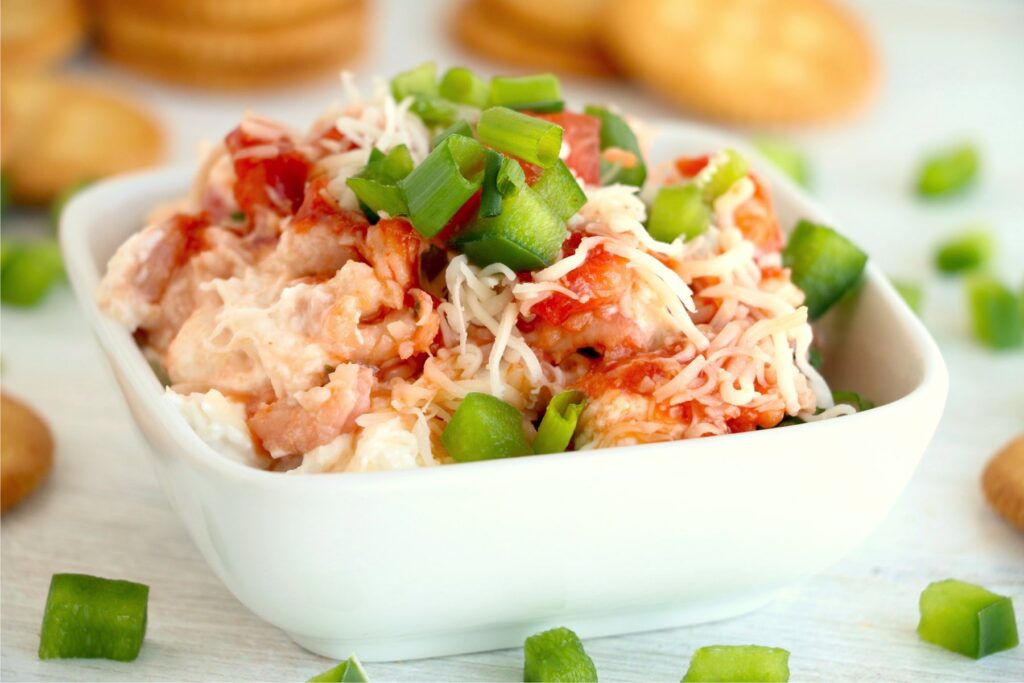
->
[696,148,749,202]
[441,392,531,462]
[496,155,526,195]
[399,134,484,238]
[647,184,710,243]
[439,66,489,108]
[682,645,790,682]
[38,573,149,661]
[752,137,810,187]
[50,179,92,229]
[934,228,993,274]
[1,240,64,307]
[454,183,566,270]
[782,220,868,320]
[916,142,979,198]
[831,390,874,411]
[479,149,505,218]
[308,655,369,682]
[476,107,563,169]
[432,119,473,148]
[488,74,562,111]
[534,390,586,454]
[918,579,1019,659]
[584,104,646,187]
[347,146,415,222]
[390,61,438,101]
[966,275,1024,350]
[531,160,586,221]
[410,95,458,127]
[523,627,597,683]
[891,279,923,314]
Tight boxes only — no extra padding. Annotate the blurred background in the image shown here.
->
[1,0,1022,679]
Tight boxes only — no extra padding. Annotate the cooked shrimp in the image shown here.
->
[248,363,374,457]
[276,177,366,277]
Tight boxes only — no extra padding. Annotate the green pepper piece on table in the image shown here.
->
[308,655,370,682]
[782,220,867,320]
[524,627,598,682]
[534,390,587,454]
[916,142,979,198]
[966,276,1024,350]
[442,392,531,462]
[934,228,993,274]
[584,104,646,187]
[1,240,64,307]
[681,645,790,682]
[918,579,1019,658]
[38,573,149,661]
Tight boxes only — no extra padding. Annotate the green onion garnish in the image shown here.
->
[439,66,489,108]
[966,275,1024,350]
[399,134,484,238]
[916,142,979,198]
[409,95,458,127]
[891,279,923,313]
[782,219,868,320]
[584,104,646,187]
[496,155,526,195]
[682,645,791,682]
[934,228,993,274]
[347,145,415,222]
[454,183,566,270]
[918,579,1019,659]
[390,61,438,101]
[534,390,587,454]
[38,573,149,661]
[696,148,749,202]
[479,149,505,218]
[488,74,562,111]
[647,184,710,243]
[308,655,370,682]
[524,627,597,683]
[432,119,473,148]
[0,239,64,308]
[531,160,586,221]
[441,392,532,462]
[831,390,874,411]
[476,107,563,169]
[752,137,810,187]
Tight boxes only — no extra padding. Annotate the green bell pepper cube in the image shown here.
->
[38,573,149,661]
[966,276,1024,350]
[442,392,531,462]
[916,142,979,198]
[524,627,598,682]
[682,645,790,682]
[918,579,1019,658]
[782,219,867,320]
[308,655,369,682]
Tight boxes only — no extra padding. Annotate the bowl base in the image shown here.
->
[287,588,782,662]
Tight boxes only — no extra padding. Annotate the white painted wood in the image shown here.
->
[2,0,1022,680]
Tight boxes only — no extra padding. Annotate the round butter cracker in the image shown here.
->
[982,434,1024,533]
[1,394,55,513]
[600,0,876,123]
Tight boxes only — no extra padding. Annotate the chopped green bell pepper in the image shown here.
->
[696,149,748,202]
[308,655,369,682]
[918,579,1019,658]
[782,220,867,320]
[524,627,597,682]
[38,573,149,661]
[681,645,790,682]
[916,142,979,198]
[584,105,646,187]
[442,393,531,462]
[532,160,586,221]
[1,240,64,307]
[934,229,993,274]
[647,184,710,243]
[966,275,1024,350]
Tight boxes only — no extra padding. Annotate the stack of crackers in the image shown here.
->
[93,0,369,89]
[452,0,877,124]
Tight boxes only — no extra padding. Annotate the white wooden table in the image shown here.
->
[3,0,1023,680]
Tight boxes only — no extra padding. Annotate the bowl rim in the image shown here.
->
[59,119,948,492]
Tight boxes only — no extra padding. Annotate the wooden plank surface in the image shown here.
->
[2,0,1023,680]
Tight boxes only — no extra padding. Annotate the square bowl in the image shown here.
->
[60,121,947,661]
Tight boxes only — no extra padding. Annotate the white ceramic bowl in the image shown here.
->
[61,122,948,661]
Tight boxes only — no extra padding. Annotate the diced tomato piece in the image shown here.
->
[533,111,601,186]
[292,178,368,236]
[434,189,482,244]
[225,126,311,217]
[674,154,710,178]
[532,245,630,325]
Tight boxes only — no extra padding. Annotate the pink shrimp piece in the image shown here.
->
[278,177,367,277]
[248,363,374,457]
